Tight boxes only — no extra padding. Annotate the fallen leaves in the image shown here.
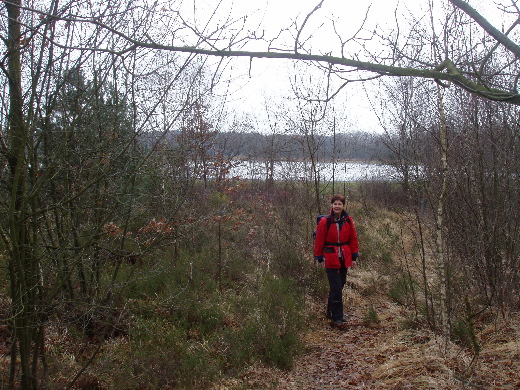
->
[216,294,520,390]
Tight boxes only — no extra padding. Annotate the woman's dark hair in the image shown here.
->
[330,194,346,205]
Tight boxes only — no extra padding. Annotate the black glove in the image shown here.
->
[352,253,359,262]
[314,255,324,263]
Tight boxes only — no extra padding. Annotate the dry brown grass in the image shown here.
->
[211,260,520,390]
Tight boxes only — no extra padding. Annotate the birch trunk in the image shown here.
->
[436,86,450,348]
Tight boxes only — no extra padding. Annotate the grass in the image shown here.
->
[363,306,381,327]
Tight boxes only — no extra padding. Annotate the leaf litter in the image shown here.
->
[213,272,520,390]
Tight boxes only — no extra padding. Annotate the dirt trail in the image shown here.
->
[219,284,520,390]
[233,299,411,390]
[270,305,394,390]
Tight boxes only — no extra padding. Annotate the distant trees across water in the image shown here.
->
[140,130,394,162]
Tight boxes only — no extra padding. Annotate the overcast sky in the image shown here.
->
[215,0,407,133]
[180,0,511,133]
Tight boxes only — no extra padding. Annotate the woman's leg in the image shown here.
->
[326,268,344,321]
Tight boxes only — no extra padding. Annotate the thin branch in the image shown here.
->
[332,3,371,59]
[478,16,520,89]
[295,0,325,53]
[449,0,520,58]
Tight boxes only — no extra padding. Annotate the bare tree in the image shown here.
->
[434,86,450,347]
[288,65,331,213]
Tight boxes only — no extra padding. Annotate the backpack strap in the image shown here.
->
[323,215,333,237]
[325,215,332,229]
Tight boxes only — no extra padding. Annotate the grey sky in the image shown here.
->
[178,0,513,133]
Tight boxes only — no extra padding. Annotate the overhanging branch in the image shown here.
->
[15,3,520,106]
[133,42,520,104]
[448,0,520,59]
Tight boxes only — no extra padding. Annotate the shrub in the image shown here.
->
[363,306,381,327]
[388,273,417,306]
[224,275,304,371]
[102,271,305,388]
[106,317,219,389]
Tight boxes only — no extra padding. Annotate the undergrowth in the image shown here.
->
[12,182,511,389]
[46,224,309,389]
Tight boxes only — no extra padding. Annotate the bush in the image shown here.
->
[224,275,304,370]
[49,184,319,388]
[101,271,305,389]
[126,267,173,298]
[388,273,417,306]
[106,317,219,389]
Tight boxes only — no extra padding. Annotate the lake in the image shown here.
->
[228,160,399,182]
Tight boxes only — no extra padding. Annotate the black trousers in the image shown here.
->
[326,267,348,321]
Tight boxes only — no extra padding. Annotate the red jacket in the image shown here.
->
[314,210,359,268]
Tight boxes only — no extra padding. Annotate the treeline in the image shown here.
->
[141,130,394,162]
[367,76,520,341]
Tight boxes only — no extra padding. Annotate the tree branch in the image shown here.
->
[295,0,325,53]
[11,1,520,105]
[448,0,520,58]
[136,45,520,104]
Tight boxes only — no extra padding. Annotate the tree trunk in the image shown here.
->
[5,0,40,388]
[436,86,450,347]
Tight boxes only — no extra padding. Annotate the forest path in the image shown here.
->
[234,296,411,390]
[216,275,520,390]
[268,300,396,390]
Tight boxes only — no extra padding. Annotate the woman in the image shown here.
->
[314,194,359,325]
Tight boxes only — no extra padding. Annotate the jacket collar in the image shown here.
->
[329,209,349,223]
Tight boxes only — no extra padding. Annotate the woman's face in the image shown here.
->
[332,200,344,215]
